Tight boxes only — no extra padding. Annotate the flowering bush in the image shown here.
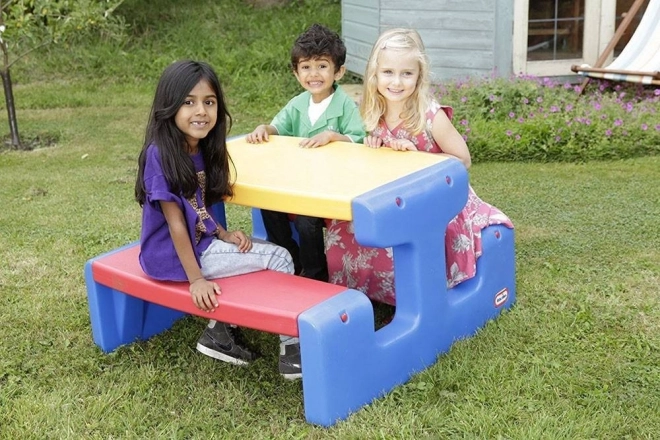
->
[434,76,660,162]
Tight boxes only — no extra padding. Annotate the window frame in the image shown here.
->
[512,0,617,76]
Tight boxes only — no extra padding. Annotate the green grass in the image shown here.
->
[1,0,659,438]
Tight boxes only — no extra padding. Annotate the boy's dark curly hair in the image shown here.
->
[290,23,346,72]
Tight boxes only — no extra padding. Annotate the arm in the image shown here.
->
[338,101,366,144]
[299,94,366,148]
[246,124,278,143]
[430,109,471,169]
[160,200,220,312]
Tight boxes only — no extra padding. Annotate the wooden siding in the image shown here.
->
[342,0,514,81]
[342,0,379,76]
[381,0,493,11]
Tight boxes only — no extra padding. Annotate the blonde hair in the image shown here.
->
[360,28,431,134]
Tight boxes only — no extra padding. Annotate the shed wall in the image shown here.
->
[342,0,514,81]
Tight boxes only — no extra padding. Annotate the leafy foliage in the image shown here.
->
[436,76,660,162]
[0,0,126,69]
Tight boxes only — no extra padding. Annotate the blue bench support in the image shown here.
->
[297,159,516,425]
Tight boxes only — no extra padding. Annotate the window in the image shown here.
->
[527,0,584,61]
[513,0,647,77]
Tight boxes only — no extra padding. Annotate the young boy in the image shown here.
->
[246,23,365,284]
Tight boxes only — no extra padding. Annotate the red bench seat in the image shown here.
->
[85,242,348,352]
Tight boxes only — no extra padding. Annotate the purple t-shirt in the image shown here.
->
[139,144,217,281]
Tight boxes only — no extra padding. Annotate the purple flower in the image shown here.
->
[565,104,573,112]
[654,89,660,96]
[625,102,633,112]
[518,117,525,123]
[506,130,512,136]
[462,135,468,141]
[641,123,648,131]
[536,97,543,103]
[460,119,468,126]
[555,135,561,142]
[614,119,623,126]
[522,98,529,104]
[605,129,612,137]
[461,96,467,103]
[655,124,660,131]
[593,102,602,110]
[509,112,515,118]
[550,105,559,113]
[515,134,521,141]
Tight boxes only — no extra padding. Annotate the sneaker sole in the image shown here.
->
[280,372,302,380]
[196,343,250,366]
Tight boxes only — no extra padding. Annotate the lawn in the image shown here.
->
[1,0,659,438]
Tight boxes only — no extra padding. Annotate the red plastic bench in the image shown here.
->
[85,242,348,352]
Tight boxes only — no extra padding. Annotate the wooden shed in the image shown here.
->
[341,0,648,81]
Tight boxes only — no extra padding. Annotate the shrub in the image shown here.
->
[435,76,660,162]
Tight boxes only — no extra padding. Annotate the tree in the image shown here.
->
[0,0,125,149]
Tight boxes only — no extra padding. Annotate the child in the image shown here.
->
[246,23,365,282]
[134,60,301,380]
[325,29,514,306]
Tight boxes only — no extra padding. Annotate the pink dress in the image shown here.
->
[325,101,514,306]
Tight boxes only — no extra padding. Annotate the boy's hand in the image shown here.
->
[219,230,253,252]
[299,132,332,148]
[364,135,384,148]
[189,278,220,312]
[246,126,270,143]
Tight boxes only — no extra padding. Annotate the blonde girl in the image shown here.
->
[325,29,513,306]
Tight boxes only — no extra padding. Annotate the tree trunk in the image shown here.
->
[1,68,22,149]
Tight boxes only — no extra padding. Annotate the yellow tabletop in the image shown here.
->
[227,135,448,220]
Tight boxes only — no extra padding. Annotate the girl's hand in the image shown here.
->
[246,126,270,143]
[387,139,417,151]
[364,135,383,148]
[189,278,221,311]
[220,230,253,252]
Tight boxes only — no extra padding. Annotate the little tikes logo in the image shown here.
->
[494,288,509,307]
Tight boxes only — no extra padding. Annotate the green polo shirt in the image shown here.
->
[271,84,365,143]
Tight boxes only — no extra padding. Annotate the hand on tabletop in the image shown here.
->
[246,126,270,143]
[364,135,383,148]
[299,132,332,148]
[387,138,417,151]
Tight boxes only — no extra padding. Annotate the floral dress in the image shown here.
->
[325,101,514,306]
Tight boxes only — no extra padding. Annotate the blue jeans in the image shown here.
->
[261,210,329,282]
[199,237,297,346]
